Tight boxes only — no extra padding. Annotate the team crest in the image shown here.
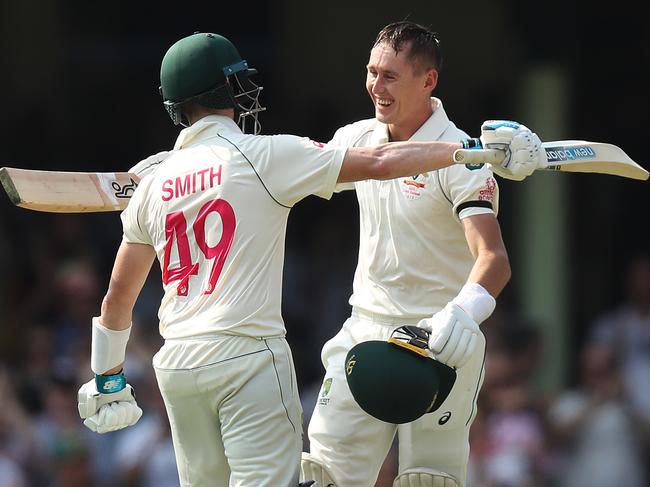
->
[318,378,333,406]
[401,173,428,200]
[465,163,485,171]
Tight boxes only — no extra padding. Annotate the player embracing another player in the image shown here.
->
[301,21,544,487]
[75,29,543,487]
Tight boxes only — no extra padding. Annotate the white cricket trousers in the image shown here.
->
[153,335,303,487]
[307,309,486,487]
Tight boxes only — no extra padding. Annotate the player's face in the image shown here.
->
[366,42,437,132]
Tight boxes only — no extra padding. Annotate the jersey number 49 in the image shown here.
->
[162,198,236,296]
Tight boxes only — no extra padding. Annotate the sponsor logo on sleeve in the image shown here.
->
[478,177,496,202]
[318,378,333,406]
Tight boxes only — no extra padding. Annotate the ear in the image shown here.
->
[424,68,438,92]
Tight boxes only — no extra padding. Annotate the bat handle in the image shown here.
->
[453,148,506,165]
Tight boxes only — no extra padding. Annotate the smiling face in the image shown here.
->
[366,41,438,141]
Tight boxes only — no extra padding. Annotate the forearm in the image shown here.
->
[375,141,461,179]
[92,242,155,374]
[338,141,462,183]
[94,281,141,375]
[466,249,511,298]
[100,285,136,331]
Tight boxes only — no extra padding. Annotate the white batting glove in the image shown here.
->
[128,150,174,178]
[480,120,547,181]
[417,303,481,369]
[78,373,142,434]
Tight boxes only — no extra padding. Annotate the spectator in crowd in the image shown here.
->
[589,252,650,426]
[468,317,548,487]
[0,367,32,487]
[547,341,647,487]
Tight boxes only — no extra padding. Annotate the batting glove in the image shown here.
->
[480,120,547,181]
[78,372,142,434]
[417,303,483,369]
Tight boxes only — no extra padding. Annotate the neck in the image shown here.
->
[387,102,434,142]
[187,107,235,126]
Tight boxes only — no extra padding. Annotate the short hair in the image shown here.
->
[373,21,443,74]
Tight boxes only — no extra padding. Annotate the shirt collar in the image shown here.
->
[409,97,450,142]
[372,97,450,143]
[173,115,242,150]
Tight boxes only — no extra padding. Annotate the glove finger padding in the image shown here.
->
[84,401,143,434]
[490,131,546,181]
[78,381,137,419]
[420,305,456,354]
[480,120,528,146]
[447,329,476,369]
[434,316,463,365]
[429,304,481,368]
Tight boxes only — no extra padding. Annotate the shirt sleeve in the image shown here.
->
[330,124,357,193]
[437,163,500,221]
[243,134,347,206]
[120,175,153,245]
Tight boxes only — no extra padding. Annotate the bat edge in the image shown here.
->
[0,167,25,206]
[14,200,130,213]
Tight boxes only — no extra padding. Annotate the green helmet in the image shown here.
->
[159,32,264,132]
[345,326,456,424]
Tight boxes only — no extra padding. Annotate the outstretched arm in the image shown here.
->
[336,120,545,184]
[337,140,462,183]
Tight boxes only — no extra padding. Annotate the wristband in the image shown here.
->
[461,138,482,149]
[91,317,131,375]
[451,282,496,324]
[95,372,127,394]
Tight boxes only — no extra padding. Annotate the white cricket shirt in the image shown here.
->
[333,98,499,319]
[121,115,346,339]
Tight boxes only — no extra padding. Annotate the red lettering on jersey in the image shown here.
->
[479,177,496,201]
[197,168,210,191]
[176,174,191,197]
[161,165,223,201]
[210,165,222,186]
[162,179,174,201]
[311,140,325,148]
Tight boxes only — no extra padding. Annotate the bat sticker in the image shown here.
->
[112,178,139,198]
[545,145,596,162]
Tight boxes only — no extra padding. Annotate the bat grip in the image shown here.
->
[453,148,506,165]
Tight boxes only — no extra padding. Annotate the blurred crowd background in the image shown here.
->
[1,1,648,486]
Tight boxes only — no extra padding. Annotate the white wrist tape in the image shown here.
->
[451,282,496,324]
[91,317,131,375]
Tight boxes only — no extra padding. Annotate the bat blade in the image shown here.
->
[453,141,649,180]
[0,167,141,212]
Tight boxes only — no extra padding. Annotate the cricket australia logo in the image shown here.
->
[112,178,139,199]
[318,378,333,406]
[401,173,428,200]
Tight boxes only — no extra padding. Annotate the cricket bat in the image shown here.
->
[453,140,649,181]
[1,141,647,213]
[0,167,140,212]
